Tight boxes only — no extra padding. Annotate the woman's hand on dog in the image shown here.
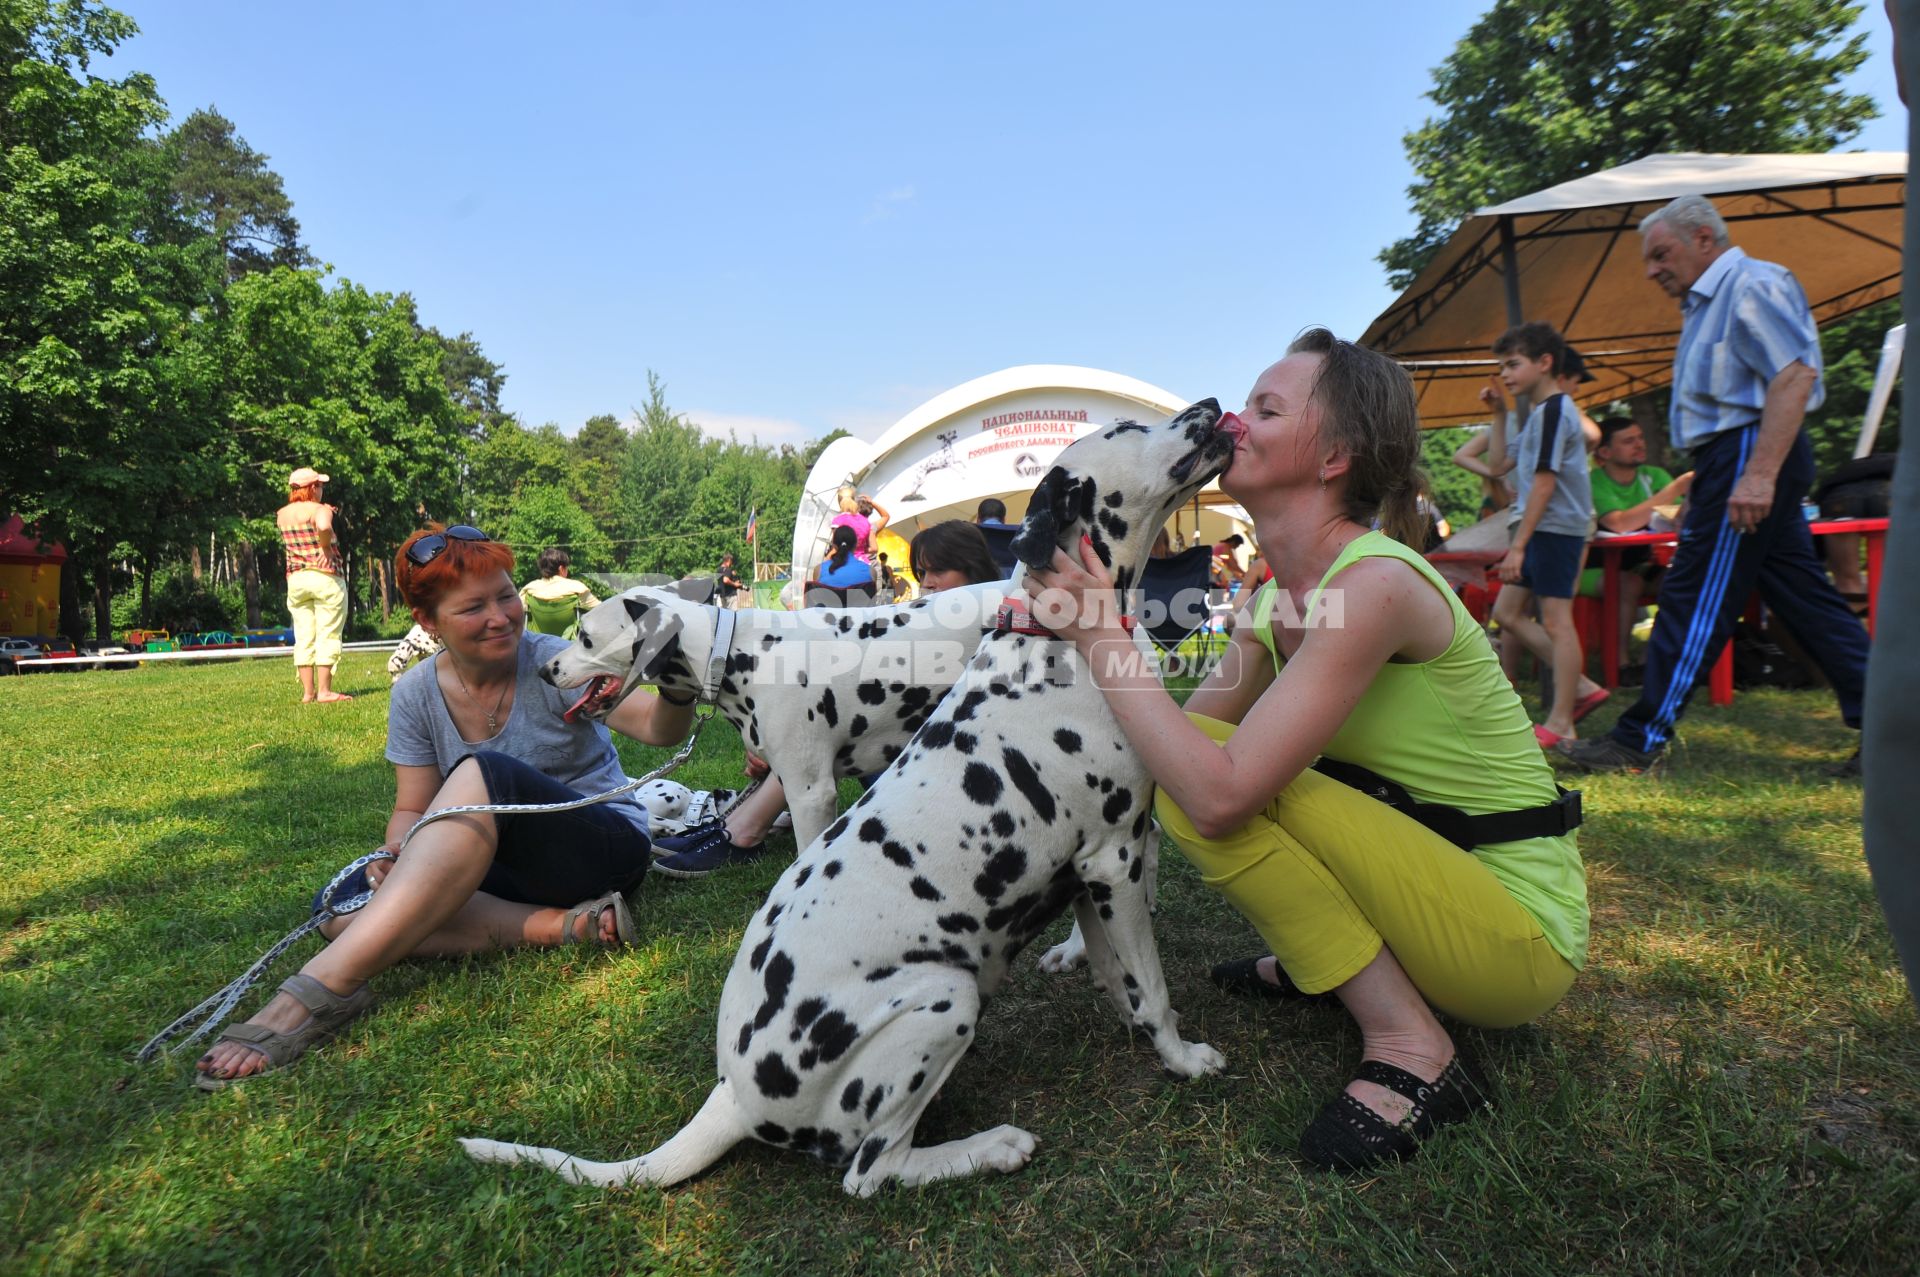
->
[1028,535,1127,647]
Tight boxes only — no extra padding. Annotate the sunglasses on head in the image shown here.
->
[405,525,491,566]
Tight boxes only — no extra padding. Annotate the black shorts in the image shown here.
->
[314,751,651,913]
[1518,530,1587,599]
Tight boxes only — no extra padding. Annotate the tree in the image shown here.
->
[1380,0,1877,288]
[164,106,311,283]
[0,0,228,639]
[571,412,628,532]
[501,483,614,575]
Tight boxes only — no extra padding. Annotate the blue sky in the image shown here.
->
[115,2,1904,447]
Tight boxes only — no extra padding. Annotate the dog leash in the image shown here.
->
[135,707,718,1063]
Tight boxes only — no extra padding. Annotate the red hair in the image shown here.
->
[394,524,517,617]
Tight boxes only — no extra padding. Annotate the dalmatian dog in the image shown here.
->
[536,577,1014,855]
[461,398,1238,1195]
[386,623,441,683]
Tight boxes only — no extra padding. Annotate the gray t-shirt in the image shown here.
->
[1513,392,1596,538]
[386,631,647,833]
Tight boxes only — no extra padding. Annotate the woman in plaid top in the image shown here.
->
[277,465,351,702]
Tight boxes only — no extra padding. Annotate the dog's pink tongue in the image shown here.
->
[1219,411,1247,443]
[563,680,603,722]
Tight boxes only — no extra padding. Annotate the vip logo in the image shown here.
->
[1013,452,1044,477]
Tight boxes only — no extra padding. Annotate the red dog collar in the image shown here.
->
[993,598,1136,637]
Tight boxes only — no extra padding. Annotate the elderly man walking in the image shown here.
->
[1560,195,1870,776]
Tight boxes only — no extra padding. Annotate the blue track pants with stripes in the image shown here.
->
[1609,425,1869,753]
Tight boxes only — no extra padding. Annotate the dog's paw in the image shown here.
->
[1160,1039,1227,1079]
[1037,936,1087,974]
[973,1124,1040,1175]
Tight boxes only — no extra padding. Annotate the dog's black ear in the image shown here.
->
[623,595,653,623]
[668,576,717,606]
[1011,466,1083,569]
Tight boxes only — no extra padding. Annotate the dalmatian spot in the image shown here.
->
[952,690,990,722]
[796,670,809,687]
[857,620,889,640]
[823,860,843,878]
[789,1127,820,1154]
[990,811,1015,837]
[798,1011,859,1068]
[1102,788,1133,825]
[908,1070,926,1092]
[1097,508,1130,541]
[857,680,887,706]
[754,952,796,1030]
[864,966,898,982]
[757,1121,789,1144]
[750,934,774,972]
[859,818,888,843]
[937,912,980,934]
[840,1079,865,1113]
[910,876,943,902]
[919,721,956,750]
[1084,772,1102,790]
[815,1131,848,1166]
[961,763,1003,806]
[892,613,911,627]
[824,815,850,843]
[794,865,813,888]
[849,715,868,738]
[1000,747,1057,824]
[882,841,914,869]
[863,1085,887,1121]
[766,904,785,926]
[755,1052,801,1099]
[1129,855,1146,883]
[1131,811,1149,839]
[737,1022,755,1056]
[792,998,826,1034]
[1085,882,1113,904]
[837,616,854,634]
[973,849,1026,902]
[816,689,839,728]
[953,732,978,755]
[1053,728,1083,754]
[956,1024,970,1037]
[929,1000,952,1013]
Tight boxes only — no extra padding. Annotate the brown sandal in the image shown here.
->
[194,973,375,1090]
[562,892,636,949]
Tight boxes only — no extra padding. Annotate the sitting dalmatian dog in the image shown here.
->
[537,579,1013,854]
[462,397,1236,1195]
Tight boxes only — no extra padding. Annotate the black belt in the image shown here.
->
[1310,757,1581,852]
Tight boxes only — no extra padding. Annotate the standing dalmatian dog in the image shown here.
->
[540,578,1012,854]
[386,623,442,683]
[462,398,1237,1195]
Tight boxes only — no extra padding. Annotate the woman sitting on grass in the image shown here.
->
[1028,329,1588,1171]
[196,524,691,1088]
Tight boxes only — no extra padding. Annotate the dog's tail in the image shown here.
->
[459,1080,747,1189]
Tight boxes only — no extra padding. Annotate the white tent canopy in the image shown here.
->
[1362,151,1906,426]
[790,366,1250,579]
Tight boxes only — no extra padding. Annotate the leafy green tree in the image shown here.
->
[465,417,573,532]
[164,106,311,283]
[615,373,717,571]
[1381,0,1877,288]
[570,412,628,528]
[0,0,230,639]
[501,483,614,575]
[429,327,508,428]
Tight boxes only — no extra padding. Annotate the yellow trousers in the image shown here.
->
[287,570,347,669]
[1156,714,1574,1028]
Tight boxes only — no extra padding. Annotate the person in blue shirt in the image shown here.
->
[1484,321,1608,748]
[811,524,876,590]
[1560,195,1870,776]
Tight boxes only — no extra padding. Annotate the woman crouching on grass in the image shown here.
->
[1028,329,1588,1171]
[196,525,691,1088]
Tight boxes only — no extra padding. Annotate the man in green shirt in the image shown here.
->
[1580,418,1694,677]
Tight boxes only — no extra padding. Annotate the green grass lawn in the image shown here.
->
[2,654,1914,1275]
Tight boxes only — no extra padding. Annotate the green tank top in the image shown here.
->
[1249,531,1588,969]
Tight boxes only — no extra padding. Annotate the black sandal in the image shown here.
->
[1208,955,1330,1002]
[1299,1055,1488,1172]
